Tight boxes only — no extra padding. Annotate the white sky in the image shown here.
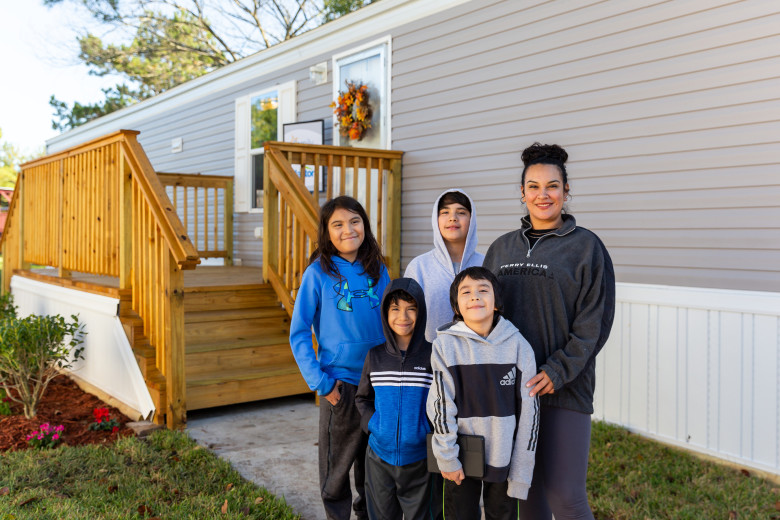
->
[0,2,125,154]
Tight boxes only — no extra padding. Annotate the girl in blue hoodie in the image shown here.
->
[290,195,390,520]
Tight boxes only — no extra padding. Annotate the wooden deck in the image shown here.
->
[21,265,264,294]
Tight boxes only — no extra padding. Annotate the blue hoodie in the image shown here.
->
[289,255,390,395]
[404,189,484,343]
[356,278,432,466]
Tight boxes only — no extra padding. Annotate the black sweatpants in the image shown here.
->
[442,478,518,520]
[517,406,594,520]
[364,445,431,520]
[318,382,368,520]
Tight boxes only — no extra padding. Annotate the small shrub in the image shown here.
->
[0,312,85,419]
[0,387,11,415]
[0,292,16,320]
[26,422,65,449]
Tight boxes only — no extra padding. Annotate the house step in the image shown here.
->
[183,284,281,312]
[186,342,296,378]
[184,316,290,346]
[186,365,309,410]
[184,307,288,324]
[186,332,293,354]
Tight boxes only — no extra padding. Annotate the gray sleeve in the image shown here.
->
[426,340,462,473]
[508,336,539,500]
[541,243,614,390]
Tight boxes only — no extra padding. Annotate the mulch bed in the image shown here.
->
[0,375,134,452]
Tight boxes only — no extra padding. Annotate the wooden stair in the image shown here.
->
[183,282,308,410]
[121,281,309,419]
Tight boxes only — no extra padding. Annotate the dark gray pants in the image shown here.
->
[517,406,594,520]
[319,382,368,520]
[442,478,518,520]
[364,445,431,520]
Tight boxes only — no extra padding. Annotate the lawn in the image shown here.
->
[0,429,300,520]
[589,421,780,519]
[0,420,778,519]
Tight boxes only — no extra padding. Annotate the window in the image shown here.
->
[235,81,296,212]
[332,37,391,150]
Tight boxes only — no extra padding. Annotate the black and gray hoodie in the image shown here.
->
[483,214,616,414]
[426,317,539,500]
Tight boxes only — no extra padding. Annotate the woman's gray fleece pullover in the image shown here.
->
[483,214,616,414]
[426,317,539,500]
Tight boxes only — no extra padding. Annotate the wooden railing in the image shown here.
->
[262,142,403,316]
[0,130,198,429]
[158,173,233,263]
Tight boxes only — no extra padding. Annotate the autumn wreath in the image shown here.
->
[331,81,373,141]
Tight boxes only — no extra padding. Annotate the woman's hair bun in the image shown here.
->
[521,142,568,167]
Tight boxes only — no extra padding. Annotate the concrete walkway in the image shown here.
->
[187,395,337,520]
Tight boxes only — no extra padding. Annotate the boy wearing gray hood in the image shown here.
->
[427,266,539,519]
[405,190,484,343]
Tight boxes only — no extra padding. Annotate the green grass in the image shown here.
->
[589,421,780,519]
[0,422,778,519]
[0,430,300,520]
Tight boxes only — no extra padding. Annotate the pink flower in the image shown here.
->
[52,434,59,440]
[40,423,50,431]
[37,434,44,440]
[55,425,65,432]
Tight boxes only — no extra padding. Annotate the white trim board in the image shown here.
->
[10,276,156,420]
[46,0,471,153]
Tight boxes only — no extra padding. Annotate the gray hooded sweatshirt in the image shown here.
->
[426,317,539,500]
[404,189,484,343]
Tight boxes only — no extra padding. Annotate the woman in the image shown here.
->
[483,142,615,519]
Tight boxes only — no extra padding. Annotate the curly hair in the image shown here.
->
[521,142,569,186]
[308,195,385,283]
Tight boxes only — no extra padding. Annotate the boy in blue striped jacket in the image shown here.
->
[356,277,433,520]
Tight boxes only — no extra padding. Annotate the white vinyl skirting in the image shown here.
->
[10,275,155,421]
[594,282,780,476]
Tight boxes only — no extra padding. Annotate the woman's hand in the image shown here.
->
[527,370,555,397]
[324,381,342,406]
[442,468,465,485]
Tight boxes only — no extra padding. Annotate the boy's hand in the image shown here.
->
[442,469,465,485]
[527,370,555,397]
[325,381,342,406]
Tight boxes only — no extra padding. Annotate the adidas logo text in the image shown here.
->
[500,367,516,386]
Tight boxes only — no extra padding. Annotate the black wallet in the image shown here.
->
[426,432,485,478]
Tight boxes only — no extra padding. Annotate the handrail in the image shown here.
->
[157,172,234,263]
[262,141,403,317]
[1,129,197,429]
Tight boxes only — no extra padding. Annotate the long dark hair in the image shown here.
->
[309,195,385,283]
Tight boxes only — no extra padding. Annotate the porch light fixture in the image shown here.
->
[309,62,328,85]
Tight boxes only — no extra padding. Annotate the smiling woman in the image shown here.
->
[483,142,616,520]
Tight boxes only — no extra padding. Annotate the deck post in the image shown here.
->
[164,250,187,429]
[58,159,72,279]
[263,154,279,283]
[385,158,403,279]
[118,151,132,289]
[224,179,234,266]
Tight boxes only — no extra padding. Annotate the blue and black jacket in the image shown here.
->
[356,277,433,466]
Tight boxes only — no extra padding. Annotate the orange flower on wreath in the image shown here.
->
[330,81,373,141]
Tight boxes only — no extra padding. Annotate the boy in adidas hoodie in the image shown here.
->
[427,266,538,519]
[404,189,484,343]
[356,278,433,520]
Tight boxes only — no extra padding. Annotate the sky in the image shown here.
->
[0,2,125,154]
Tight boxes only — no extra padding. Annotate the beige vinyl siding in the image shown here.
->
[392,0,780,292]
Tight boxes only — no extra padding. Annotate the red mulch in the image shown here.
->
[0,375,134,452]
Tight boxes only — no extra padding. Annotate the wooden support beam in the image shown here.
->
[119,152,132,289]
[386,158,403,279]
[164,250,187,430]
